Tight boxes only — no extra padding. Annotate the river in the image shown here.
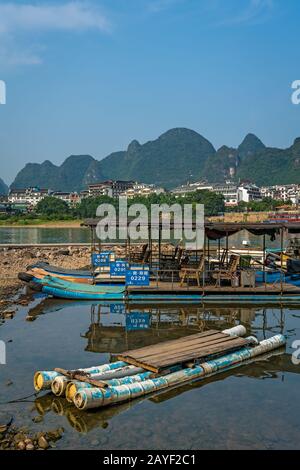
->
[0,226,285,250]
[0,297,300,449]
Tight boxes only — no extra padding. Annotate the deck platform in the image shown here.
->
[127,281,300,296]
[116,330,252,373]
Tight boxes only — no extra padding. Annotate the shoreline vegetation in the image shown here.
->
[0,212,271,227]
[0,192,289,228]
[0,219,83,228]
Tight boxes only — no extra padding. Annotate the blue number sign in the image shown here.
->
[110,303,126,314]
[110,260,129,277]
[92,251,112,267]
[126,266,150,286]
[126,312,151,331]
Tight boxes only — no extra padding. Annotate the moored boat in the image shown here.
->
[25,262,124,284]
[20,272,300,304]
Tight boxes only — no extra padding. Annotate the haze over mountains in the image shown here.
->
[5,128,300,192]
[0,178,8,195]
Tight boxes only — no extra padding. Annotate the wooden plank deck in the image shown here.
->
[127,281,300,295]
[116,330,251,373]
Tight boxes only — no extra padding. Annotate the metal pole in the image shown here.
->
[202,231,206,290]
[280,226,284,295]
[263,234,266,290]
[226,232,229,265]
[158,214,162,278]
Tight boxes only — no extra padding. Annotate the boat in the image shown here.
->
[33,326,286,411]
[25,262,124,284]
[26,275,126,301]
[264,211,300,224]
[255,270,300,285]
[20,272,300,304]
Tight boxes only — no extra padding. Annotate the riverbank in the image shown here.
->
[0,212,270,227]
[0,220,83,228]
[209,212,269,223]
[0,243,134,309]
[0,245,90,312]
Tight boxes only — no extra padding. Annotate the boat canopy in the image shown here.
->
[82,219,300,241]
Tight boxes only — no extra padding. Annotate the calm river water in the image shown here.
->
[0,227,90,245]
[0,297,300,450]
[0,226,285,250]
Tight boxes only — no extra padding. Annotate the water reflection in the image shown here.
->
[32,345,299,435]
[27,298,291,353]
[23,297,300,438]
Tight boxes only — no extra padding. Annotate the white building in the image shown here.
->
[261,184,300,204]
[237,184,262,203]
[121,182,165,198]
[51,192,81,206]
[212,183,239,207]
[8,187,50,207]
[171,182,214,196]
[88,181,135,198]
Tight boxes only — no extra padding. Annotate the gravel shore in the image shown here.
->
[0,243,147,308]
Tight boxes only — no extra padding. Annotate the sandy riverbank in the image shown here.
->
[0,243,134,309]
[0,245,90,311]
[0,220,83,228]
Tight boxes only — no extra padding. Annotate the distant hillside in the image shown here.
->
[100,128,216,188]
[203,134,267,183]
[9,129,300,190]
[11,155,104,192]
[0,178,8,195]
[236,138,300,185]
[11,128,216,191]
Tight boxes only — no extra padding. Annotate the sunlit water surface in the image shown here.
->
[0,296,300,450]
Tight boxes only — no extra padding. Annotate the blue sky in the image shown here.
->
[0,0,300,183]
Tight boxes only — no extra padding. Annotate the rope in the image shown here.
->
[0,391,39,406]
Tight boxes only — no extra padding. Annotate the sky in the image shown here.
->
[0,0,300,183]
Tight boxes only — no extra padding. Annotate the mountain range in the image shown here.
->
[8,128,300,191]
[0,178,8,195]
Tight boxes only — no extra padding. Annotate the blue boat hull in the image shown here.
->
[27,274,300,305]
[256,270,300,286]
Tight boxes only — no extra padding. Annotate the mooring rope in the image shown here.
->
[0,391,39,405]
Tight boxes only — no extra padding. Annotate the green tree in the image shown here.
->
[36,197,70,217]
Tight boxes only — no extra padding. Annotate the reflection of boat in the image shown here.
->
[34,392,137,433]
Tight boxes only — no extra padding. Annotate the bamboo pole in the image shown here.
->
[34,361,128,391]
[74,334,286,410]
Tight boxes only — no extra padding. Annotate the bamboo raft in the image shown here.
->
[33,326,286,411]
[116,330,252,373]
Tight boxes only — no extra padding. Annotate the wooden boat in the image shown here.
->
[21,273,300,304]
[25,262,124,284]
[26,275,126,301]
